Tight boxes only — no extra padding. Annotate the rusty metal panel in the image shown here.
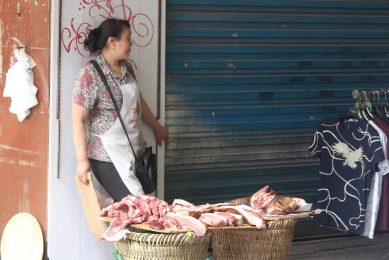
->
[0,0,50,237]
[165,0,389,204]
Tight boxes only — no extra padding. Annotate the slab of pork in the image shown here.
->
[165,212,207,236]
[214,212,243,226]
[249,185,276,210]
[249,186,307,215]
[215,206,267,229]
[100,195,172,241]
[199,213,228,227]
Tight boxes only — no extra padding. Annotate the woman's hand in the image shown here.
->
[154,125,168,146]
[76,159,91,185]
[140,97,169,145]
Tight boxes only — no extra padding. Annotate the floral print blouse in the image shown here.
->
[72,52,137,162]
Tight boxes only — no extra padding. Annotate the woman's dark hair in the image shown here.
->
[84,18,130,53]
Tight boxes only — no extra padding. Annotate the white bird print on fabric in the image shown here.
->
[332,142,363,169]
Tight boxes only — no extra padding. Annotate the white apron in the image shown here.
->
[95,80,146,195]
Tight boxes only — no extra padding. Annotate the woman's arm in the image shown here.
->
[141,97,168,145]
[72,103,91,184]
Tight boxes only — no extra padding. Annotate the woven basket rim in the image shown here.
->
[121,229,210,245]
[209,219,296,231]
[115,230,211,259]
[211,219,296,260]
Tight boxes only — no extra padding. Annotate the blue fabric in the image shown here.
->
[309,117,385,235]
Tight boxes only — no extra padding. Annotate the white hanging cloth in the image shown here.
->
[3,48,38,122]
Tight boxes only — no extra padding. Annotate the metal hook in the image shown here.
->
[383,90,389,117]
[361,90,368,102]
[373,90,379,103]
[361,90,374,119]
[380,89,386,102]
[352,89,360,99]
[367,90,373,102]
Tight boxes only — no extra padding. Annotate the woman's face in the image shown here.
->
[114,27,132,59]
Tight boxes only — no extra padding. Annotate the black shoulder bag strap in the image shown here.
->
[90,60,138,161]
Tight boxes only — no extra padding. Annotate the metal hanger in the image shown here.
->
[372,90,385,118]
[356,92,363,119]
[382,89,389,117]
[367,90,374,118]
[361,91,373,120]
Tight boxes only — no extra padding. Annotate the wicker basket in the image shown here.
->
[211,220,296,260]
[114,229,211,260]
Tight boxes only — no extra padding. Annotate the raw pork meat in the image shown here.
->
[250,185,276,210]
[165,212,207,236]
[214,212,243,226]
[263,196,298,215]
[199,213,228,227]
[292,197,307,210]
[101,219,131,241]
[215,206,267,229]
[249,186,307,215]
[172,199,233,218]
[100,195,172,241]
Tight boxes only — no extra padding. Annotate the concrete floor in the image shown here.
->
[290,233,389,260]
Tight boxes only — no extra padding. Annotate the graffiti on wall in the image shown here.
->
[61,0,154,57]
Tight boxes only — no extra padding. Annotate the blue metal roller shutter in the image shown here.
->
[165,0,389,204]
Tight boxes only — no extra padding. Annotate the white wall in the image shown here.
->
[48,1,160,259]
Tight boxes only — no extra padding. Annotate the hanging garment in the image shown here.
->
[93,79,145,196]
[363,120,389,238]
[372,115,389,231]
[309,117,385,236]
[3,48,38,122]
[377,173,389,231]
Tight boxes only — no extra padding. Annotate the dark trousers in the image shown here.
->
[89,158,131,202]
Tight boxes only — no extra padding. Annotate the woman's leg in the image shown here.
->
[89,158,131,202]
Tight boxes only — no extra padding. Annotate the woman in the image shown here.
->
[72,18,168,202]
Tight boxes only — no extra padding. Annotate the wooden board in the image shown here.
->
[208,224,255,230]
[131,223,193,234]
[1,213,44,260]
[257,209,322,221]
[75,171,107,239]
[100,217,258,232]
[99,217,192,234]
[99,216,114,223]
[99,209,322,235]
